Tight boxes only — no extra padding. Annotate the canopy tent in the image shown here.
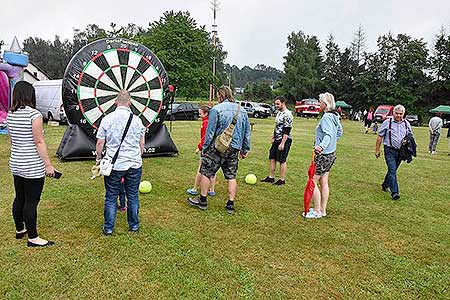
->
[429,105,450,114]
[335,101,352,109]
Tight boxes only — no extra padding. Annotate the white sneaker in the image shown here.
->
[431,151,436,155]
[302,210,322,219]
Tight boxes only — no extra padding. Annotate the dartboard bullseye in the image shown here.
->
[62,38,170,140]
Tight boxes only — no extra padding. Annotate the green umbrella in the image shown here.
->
[429,105,450,114]
[335,101,352,108]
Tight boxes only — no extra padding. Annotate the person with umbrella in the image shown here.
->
[303,92,343,219]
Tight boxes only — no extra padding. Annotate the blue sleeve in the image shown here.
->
[337,119,343,140]
[378,119,389,137]
[202,108,218,152]
[242,113,251,153]
[318,116,333,149]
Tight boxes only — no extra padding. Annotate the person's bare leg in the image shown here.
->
[319,172,330,216]
[200,175,210,197]
[192,159,202,190]
[269,159,276,178]
[280,162,287,180]
[228,179,237,201]
[209,175,217,193]
[311,175,321,214]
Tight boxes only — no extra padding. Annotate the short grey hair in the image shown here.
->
[394,104,405,113]
[117,89,131,104]
[319,92,335,111]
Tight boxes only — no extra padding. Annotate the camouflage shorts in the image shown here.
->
[314,153,336,176]
[200,147,239,180]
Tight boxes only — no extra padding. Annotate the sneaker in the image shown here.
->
[273,179,285,186]
[187,197,207,210]
[208,191,216,196]
[302,210,322,219]
[261,176,275,183]
[225,202,235,214]
[129,227,139,233]
[391,193,400,200]
[186,188,199,195]
[103,229,113,236]
[382,184,391,193]
[431,151,436,155]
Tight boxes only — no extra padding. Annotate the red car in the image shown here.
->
[294,98,321,117]
[374,105,394,123]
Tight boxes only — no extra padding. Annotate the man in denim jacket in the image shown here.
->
[188,86,251,213]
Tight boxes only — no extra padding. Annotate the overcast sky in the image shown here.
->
[1,0,449,70]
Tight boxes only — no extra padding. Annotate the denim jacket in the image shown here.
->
[202,100,251,154]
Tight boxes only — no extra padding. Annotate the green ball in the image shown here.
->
[245,174,257,185]
[139,181,152,193]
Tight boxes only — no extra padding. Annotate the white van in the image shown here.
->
[33,79,67,123]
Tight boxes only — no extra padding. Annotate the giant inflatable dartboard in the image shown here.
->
[63,38,170,140]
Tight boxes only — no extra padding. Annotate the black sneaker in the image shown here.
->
[261,176,275,183]
[382,184,391,193]
[129,227,139,234]
[225,202,234,214]
[187,197,207,210]
[391,193,400,200]
[103,229,113,236]
[273,179,285,186]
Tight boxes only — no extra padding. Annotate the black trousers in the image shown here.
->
[12,175,45,239]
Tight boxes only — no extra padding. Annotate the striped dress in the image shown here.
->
[7,106,45,178]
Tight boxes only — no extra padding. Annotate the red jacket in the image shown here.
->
[197,116,208,151]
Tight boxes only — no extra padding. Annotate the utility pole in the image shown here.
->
[209,0,219,107]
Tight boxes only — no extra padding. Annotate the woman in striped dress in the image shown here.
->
[7,81,56,247]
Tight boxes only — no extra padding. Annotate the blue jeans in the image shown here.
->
[104,167,142,232]
[383,146,401,194]
[118,182,126,208]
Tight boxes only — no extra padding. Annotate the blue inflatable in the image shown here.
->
[4,51,29,67]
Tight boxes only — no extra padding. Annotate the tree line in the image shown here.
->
[4,13,450,112]
[19,11,227,100]
[281,26,450,113]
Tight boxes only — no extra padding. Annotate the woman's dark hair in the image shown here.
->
[11,81,36,112]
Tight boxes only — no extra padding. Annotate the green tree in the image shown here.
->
[72,24,108,54]
[281,31,324,100]
[243,82,254,100]
[254,81,274,100]
[137,11,225,99]
[350,25,367,66]
[323,34,341,96]
[23,35,72,79]
[431,27,450,81]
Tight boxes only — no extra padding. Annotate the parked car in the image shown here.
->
[374,105,394,123]
[294,98,320,117]
[259,103,276,116]
[33,79,67,123]
[165,103,199,121]
[238,101,270,118]
[405,114,422,126]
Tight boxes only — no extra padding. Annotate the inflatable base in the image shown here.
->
[57,123,178,161]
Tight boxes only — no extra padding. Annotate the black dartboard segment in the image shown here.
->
[62,38,170,140]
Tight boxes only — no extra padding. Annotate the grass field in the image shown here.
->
[0,118,449,300]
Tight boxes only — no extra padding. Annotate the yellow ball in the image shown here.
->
[139,181,152,193]
[245,174,257,185]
